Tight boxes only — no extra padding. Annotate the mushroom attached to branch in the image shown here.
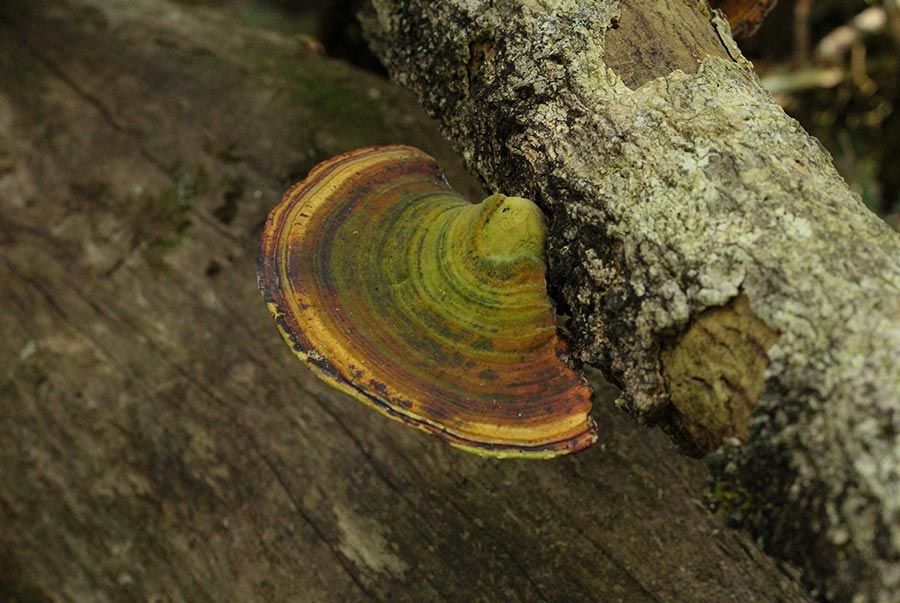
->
[258,145,597,458]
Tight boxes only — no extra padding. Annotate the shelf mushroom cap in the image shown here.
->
[258,145,598,458]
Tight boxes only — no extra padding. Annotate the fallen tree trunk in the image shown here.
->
[0,1,810,602]
[360,1,900,601]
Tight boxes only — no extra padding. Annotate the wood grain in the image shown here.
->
[0,1,808,602]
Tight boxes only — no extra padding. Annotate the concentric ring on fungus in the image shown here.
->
[258,145,597,458]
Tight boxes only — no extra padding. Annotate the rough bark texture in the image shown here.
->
[0,1,812,602]
[360,1,900,601]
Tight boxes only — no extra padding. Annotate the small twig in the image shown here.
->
[849,42,877,94]
[885,0,900,47]
[793,0,812,65]
[816,6,887,62]
[761,66,844,94]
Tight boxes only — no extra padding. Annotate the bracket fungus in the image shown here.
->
[258,145,597,458]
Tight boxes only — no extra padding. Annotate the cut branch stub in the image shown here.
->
[258,145,597,458]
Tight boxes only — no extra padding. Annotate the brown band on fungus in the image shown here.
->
[662,294,779,454]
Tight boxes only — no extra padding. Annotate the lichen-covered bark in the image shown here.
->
[361,1,900,600]
[0,1,811,602]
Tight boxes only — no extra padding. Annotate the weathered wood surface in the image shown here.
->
[361,0,900,600]
[0,1,810,602]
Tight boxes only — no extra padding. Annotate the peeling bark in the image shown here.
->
[361,1,900,600]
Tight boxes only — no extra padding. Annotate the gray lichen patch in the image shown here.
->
[564,52,899,401]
